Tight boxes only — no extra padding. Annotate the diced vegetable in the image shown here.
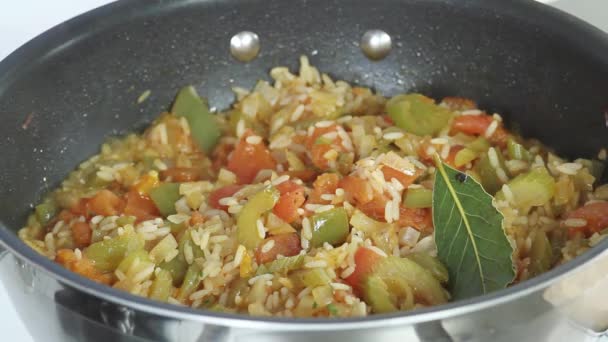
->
[291,268,332,287]
[237,187,280,249]
[349,209,388,234]
[160,167,206,182]
[149,183,181,216]
[272,181,305,223]
[475,150,506,194]
[404,252,449,283]
[177,263,202,302]
[370,256,448,306]
[88,190,125,216]
[309,207,350,247]
[528,231,553,276]
[209,185,244,211]
[116,249,152,274]
[35,201,57,226]
[256,254,305,275]
[310,173,341,203]
[507,137,531,161]
[149,234,179,264]
[454,147,478,168]
[381,165,420,188]
[344,247,384,292]
[84,228,145,271]
[227,129,276,184]
[363,275,398,313]
[286,151,306,171]
[123,190,160,222]
[451,115,508,147]
[311,285,334,307]
[171,86,220,153]
[149,269,174,301]
[55,249,112,284]
[338,175,374,205]
[71,221,92,248]
[403,188,433,209]
[565,202,608,237]
[505,167,555,212]
[386,94,452,136]
[467,136,491,153]
[254,233,301,264]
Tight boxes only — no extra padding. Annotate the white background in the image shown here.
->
[0,0,606,341]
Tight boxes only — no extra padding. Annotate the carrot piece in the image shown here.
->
[309,173,341,204]
[55,249,112,285]
[338,175,374,205]
[227,129,276,184]
[132,173,159,195]
[381,165,421,188]
[208,185,244,211]
[566,202,608,238]
[88,190,125,216]
[123,190,160,222]
[71,222,92,248]
[255,233,301,264]
[273,181,306,223]
[451,115,508,147]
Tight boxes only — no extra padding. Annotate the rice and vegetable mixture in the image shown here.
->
[19,57,608,317]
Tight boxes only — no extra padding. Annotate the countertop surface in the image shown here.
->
[0,0,606,341]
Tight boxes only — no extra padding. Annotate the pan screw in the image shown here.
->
[230,31,261,62]
[361,30,392,60]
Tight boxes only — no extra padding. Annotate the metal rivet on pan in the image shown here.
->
[360,29,392,61]
[230,31,260,62]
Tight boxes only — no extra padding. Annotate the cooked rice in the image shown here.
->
[18,56,607,319]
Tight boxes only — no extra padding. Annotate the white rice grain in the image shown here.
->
[234,245,246,266]
[382,132,404,140]
[246,135,263,145]
[563,218,588,228]
[484,120,499,138]
[261,240,276,253]
[556,163,582,175]
[256,219,266,239]
[460,109,482,115]
[305,260,328,268]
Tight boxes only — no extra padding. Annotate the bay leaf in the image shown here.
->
[432,155,515,300]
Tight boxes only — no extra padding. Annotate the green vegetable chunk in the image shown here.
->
[309,207,350,247]
[150,269,174,302]
[505,167,555,213]
[363,275,397,313]
[528,231,553,276]
[507,137,531,161]
[467,137,491,153]
[363,256,444,313]
[291,268,332,287]
[475,148,507,194]
[454,148,478,168]
[172,86,220,153]
[84,229,145,271]
[237,187,280,249]
[177,263,203,302]
[149,183,181,216]
[256,254,305,275]
[386,94,452,136]
[35,201,57,226]
[403,188,433,208]
[404,252,449,283]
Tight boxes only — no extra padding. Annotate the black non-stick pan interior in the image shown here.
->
[1,0,607,235]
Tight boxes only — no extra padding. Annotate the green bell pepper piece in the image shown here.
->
[150,183,181,216]
[403,188,433,209]
[172,86,220,153]
[386,94,452,136]
[84,229,145,271]
[237,187,280,249]
[149,269,174,302]
[309,207,349,247]
[507,137,531,161]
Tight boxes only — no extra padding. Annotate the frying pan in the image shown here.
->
[1,0,607,341]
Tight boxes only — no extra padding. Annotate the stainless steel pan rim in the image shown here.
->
[1,0,608,331]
